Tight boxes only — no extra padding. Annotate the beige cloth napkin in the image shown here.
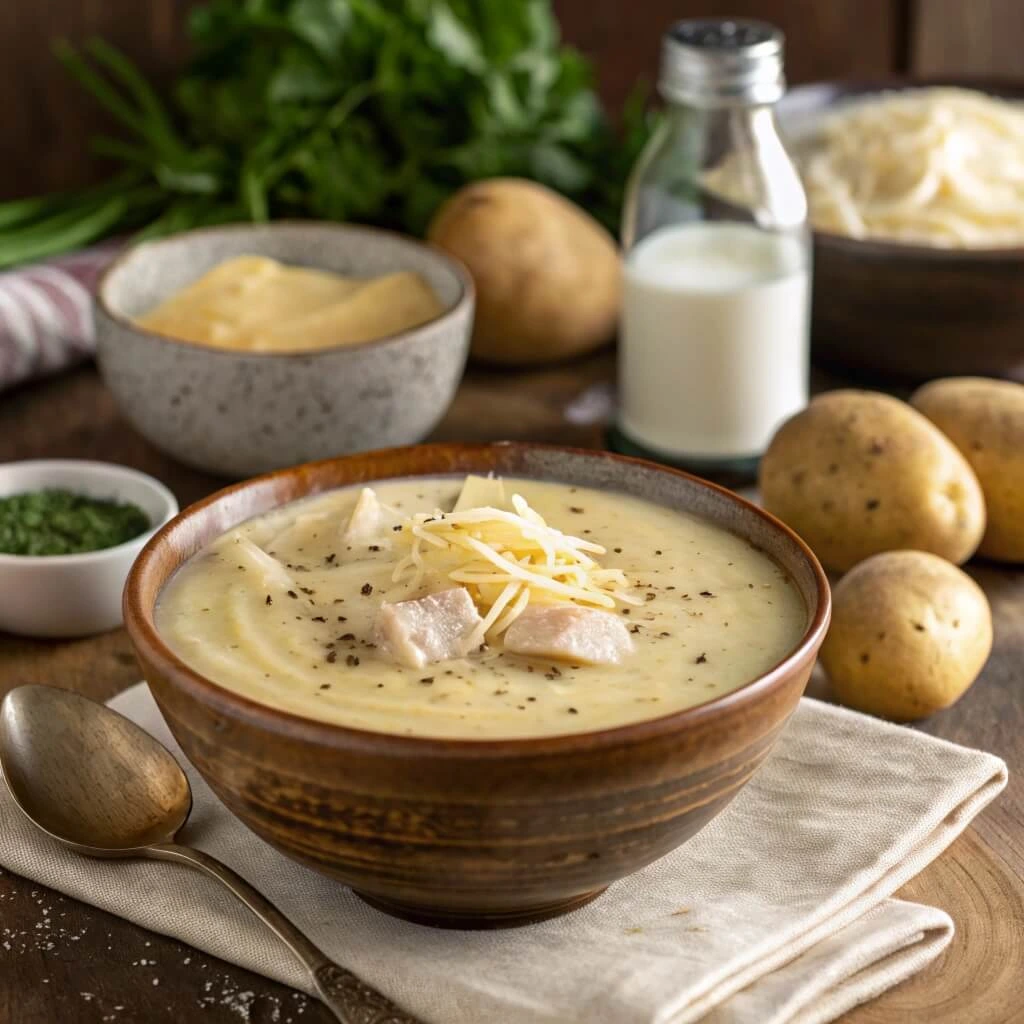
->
[0,683,1006,1024]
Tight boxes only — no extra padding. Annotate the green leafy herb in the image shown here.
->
[0,490,150,556]
[0,0,654,268]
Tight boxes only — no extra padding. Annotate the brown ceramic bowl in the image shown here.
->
[124,443,830,929]
[778,77,1024,383]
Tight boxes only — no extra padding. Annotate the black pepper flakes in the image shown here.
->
[346,654,360,666]
[613,547,622,554]
[337,615,347,622]
[696,652,707,664]
[699,590,715,598]
[299,586,315,596]
[265,594,273,606]
[567,707,579,714]
[311,615,326,623]
[325,553,337,564]
[568,506,584,514]
[630,624,641,634]
[369,545,380,552]
[319,683,331,690]
[392,525,402,532]
[361,583,373,596]
[326,650,337,664]
[420,677,435,685]
[286,590,298,599]
[339,632,355,642]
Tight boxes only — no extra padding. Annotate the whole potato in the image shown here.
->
[427,178,620,366]
[760,390,985,572]
[911,376,1024,563]
[820,550,992,721]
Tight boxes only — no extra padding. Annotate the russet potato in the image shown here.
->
[760,390,985,573]
[427,178,620,366]
[911,376,1024,563]
[820,550,992,721]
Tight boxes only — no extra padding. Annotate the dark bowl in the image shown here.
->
[778,77,1024,383]
[123,443,830,929]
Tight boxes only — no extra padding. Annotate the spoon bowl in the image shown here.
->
[0,684,190,854]
[0,684,421,1023]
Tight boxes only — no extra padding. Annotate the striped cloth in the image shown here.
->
[0,243,121,391]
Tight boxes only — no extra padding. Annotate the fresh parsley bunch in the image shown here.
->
[0,0,652,268]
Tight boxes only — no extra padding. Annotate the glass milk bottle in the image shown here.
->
[613,19,810,479]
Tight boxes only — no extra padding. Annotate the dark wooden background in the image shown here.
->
[0,0,1020,199]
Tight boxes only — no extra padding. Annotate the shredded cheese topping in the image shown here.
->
[391,495,640,651]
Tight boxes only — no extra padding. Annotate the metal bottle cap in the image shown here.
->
[659,19,785,107]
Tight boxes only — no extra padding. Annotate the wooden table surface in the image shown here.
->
[1,360,1022,1024]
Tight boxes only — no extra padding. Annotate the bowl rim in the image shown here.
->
[0,459,179,566]
[780,74,1024,261]
[124,442,831,758]
[95,219,476,359]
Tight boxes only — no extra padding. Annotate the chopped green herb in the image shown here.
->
[0,489,149,556]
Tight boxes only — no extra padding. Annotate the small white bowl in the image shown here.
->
[0,460,178,637]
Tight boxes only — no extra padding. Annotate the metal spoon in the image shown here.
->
[0,684,420,1024]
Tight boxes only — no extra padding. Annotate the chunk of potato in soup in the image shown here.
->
[156,477,807,739]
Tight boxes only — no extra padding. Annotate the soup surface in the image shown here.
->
[156,477,807,739]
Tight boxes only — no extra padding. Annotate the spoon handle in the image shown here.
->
[146,842,422,1024]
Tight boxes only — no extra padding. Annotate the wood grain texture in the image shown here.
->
[911,0,1024,76]
[0,363,1022,1020]
[846,830,1024,1023]
[0,1,203,198]
[555,0,899,113]
[0,0,900,198]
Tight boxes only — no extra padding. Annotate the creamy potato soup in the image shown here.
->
[156,476,807,739]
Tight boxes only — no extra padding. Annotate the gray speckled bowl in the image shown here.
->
[95,222,474,478]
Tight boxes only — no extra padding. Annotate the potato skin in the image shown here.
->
[760,390,985,572]
[911,376,1024,563]
[820,551,992,721]
[427,178,620,366]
